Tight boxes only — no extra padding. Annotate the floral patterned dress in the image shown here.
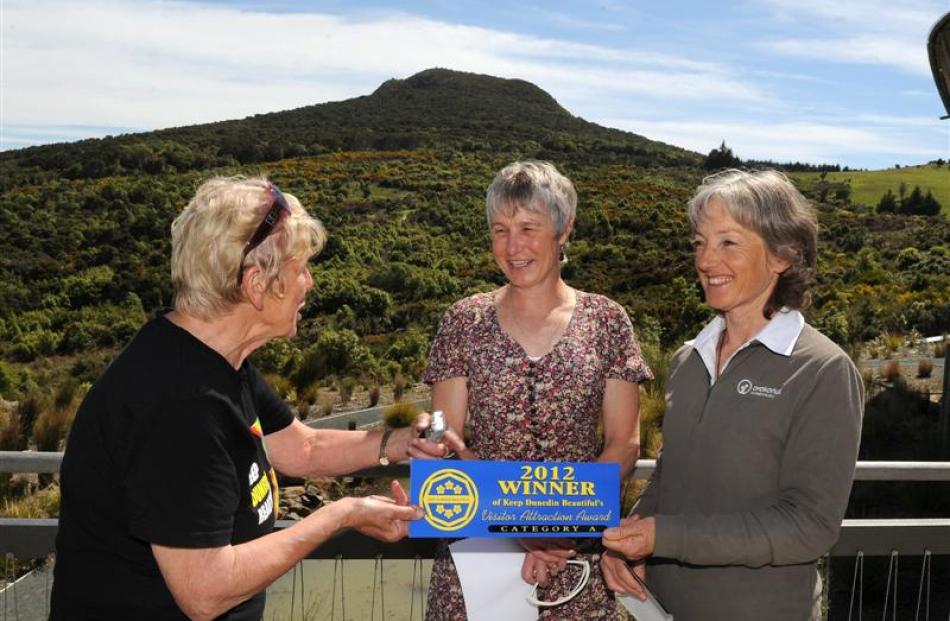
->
[423,290,652,620]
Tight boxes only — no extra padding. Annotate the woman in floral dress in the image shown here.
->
[424,161,652,620]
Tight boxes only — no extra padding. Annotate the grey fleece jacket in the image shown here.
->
[634,323,863,621]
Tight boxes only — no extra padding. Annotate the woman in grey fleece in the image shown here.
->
[600,169,863,621]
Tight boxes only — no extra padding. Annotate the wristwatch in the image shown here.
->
[378,427,394,466]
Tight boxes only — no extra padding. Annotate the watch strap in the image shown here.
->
[378,427,394,465]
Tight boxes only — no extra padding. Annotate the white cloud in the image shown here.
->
[754,0,944,76]
[766,36,931,76]
[534,9,627,33]
[853,113,947,126]
[1,0,943,167]
[1,0,763,134]
[601,117,948,166]
[754,0,940,33]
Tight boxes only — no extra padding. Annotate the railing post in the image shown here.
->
[940,346,949,457]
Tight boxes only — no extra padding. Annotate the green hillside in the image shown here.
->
[0,69,947,408]
[0,68,699,189]
[1,68,946,618]
[795,164,950,215]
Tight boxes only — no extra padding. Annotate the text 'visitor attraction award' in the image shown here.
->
[409,460,619,538]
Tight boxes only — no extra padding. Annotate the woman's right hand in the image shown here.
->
[518,538,576,586]
[600,551,647,600]
[440,427,476,460]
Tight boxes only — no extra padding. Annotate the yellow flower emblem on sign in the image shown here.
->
[420,468,478,531]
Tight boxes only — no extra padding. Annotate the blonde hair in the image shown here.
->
[171,176,326,320]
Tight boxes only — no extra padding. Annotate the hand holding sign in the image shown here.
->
[601,514,656,559]
[410,460,619,538]
[519,538,576,586]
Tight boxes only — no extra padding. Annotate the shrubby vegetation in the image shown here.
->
[704,140,843,173]
[0,68,947,462]
[797,164,950,217]
[876,183,943,215]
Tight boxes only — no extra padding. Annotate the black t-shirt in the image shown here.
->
[51,316,294,620]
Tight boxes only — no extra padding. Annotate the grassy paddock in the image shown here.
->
[795,164,950,215]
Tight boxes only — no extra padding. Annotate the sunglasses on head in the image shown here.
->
[237,184,291,287]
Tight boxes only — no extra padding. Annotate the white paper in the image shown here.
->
[449,538,538,621]
[617,591,674,621]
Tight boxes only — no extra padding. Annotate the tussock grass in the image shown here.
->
[33,404,76,452]
[393,373,408,402]
[264,373,294,400]
[867,332,904,359]
[318,395,334,417]
[0,406,25,452]
[382,402,419,428]
[639,341,669,397]
[15,393,48,443]
[300,382,320,404]
[622,344,672,515]
[338,377,356,404]
[881,361,902,382]
[0,486,59,519]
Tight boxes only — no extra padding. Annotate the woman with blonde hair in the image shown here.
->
[52,177,443,620]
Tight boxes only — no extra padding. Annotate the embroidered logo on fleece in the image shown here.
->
[737,378,782,399]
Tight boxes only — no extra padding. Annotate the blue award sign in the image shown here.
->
[409,460,619,538]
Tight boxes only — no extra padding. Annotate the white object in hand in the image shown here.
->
[426,410,446,443]
[617,573,673,621]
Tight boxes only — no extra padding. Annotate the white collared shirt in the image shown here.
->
[687,309,805,386]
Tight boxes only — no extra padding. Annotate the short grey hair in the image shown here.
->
[687,169,817,318]
[485,161,577,235]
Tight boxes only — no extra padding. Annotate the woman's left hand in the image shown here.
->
[518,538,576,586]
[601,514,655,560]
[388,413,450,461]
[406,421,476,461]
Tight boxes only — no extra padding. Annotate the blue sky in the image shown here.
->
[2,0,948,169]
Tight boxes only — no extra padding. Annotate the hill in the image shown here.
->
[0,68,699,189]
[795,164,950,216]
[0,69,947,411]
[0,69,946,616]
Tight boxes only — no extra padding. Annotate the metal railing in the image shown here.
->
[1,453,949,559]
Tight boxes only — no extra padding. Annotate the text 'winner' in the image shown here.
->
[409,460,620,538]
